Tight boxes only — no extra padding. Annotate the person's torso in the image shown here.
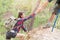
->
[12,18,24,32]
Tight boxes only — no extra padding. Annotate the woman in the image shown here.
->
[6,12,36,40]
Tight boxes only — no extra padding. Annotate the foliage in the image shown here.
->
[0,0,60,40]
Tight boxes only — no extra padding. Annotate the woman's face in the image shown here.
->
[21,14,25,18]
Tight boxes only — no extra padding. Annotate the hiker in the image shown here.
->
[45,0,60,28]
[6,12,36,40]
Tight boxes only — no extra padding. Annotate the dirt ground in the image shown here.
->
[25,27,60,40]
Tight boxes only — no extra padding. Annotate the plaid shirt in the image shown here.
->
[12,13,35,33]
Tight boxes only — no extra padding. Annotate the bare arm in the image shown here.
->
[35,0,52,14]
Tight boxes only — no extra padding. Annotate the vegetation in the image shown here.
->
[0,0,60,40]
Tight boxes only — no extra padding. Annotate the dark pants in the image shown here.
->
[6,30,17,40]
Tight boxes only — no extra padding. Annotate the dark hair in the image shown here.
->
[18,12,23,18]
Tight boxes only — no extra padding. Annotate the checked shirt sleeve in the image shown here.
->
[23,13,36,21]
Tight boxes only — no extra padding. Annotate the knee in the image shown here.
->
[52,12,57,15]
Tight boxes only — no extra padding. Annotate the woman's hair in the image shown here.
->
[18,12,23,18]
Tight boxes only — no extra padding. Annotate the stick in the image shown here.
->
[52,12,59,32]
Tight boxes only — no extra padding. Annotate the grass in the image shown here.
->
[0,0,60,40]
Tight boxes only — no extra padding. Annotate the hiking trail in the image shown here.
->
[25,27,60,40]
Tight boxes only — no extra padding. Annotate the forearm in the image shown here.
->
[23,13,35,21]
[35,0,52,14]
[35,0,49,13]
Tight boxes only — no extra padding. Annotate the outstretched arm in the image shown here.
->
[35,0,52,14]
[23,13,36,21]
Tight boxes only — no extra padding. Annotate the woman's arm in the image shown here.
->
[23,13,36,21]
